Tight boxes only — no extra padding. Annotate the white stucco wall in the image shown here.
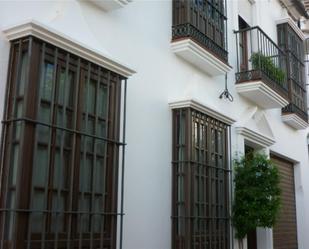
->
[0,0,308,249]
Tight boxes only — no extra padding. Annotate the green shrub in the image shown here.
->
[251,52,286,86]
[232,153,281,240]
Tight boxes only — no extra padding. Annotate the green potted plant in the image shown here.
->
[250,52,286,86]
[232,152,281,249]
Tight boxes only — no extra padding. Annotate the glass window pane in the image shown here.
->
[31,191,45,233]
[80,156,93,192]
[14,100,23,118]
[98,84,107,118]
[94,196,103,232]
[33,146,48,187]
[97,121,106,155]
[38,103,51,123]
[51,193,65,233]
[58,70,75,107]
[67,71,75,107]
[17,51,29,97]
[9,144,19,187]
[89,80,96,114]
[41,63,54,100]
[86,137,94,152]
[4,190,16,240]
[58,71,66,106]
[53,150,62,188]
[37,124,50,144]
[78,196,90,232]
[94,158,105,193]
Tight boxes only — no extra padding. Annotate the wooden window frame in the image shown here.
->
[0,36,126,249]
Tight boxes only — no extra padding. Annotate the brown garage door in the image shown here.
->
[271,155,298,249]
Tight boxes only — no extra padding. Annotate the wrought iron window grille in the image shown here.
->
[172,107,232,249]
[277,23,308,122]
[172,0,229,63]
[0,36,127,249]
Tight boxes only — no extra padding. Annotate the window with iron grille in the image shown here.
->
[172,108,231,249]
[277,23,308,122]
[0,36,127,249]
[172,0,228,63]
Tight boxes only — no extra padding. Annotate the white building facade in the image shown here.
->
[0,1,308,249]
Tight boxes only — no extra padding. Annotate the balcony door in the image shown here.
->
[238,16,250,72]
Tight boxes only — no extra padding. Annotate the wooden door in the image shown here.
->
[271,155,298,249]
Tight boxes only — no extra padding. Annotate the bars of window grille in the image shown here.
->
[0,39,19,249]
[0,36,127,249]
[172,108,231,249]
[119,79,127,249]
[25,42,46,249]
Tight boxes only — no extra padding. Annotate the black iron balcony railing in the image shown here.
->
[172,0,228,63]
[235,26,289,99]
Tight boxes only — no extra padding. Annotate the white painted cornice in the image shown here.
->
[235,81,289,109]
[276,17,306,40]
[2,20,136,78]
[238,107,275,138]
[84,0,131,11]
[282,113,309,129]
[236,127,276,148]
[169,99,236,125]
[171,39,232,77]
[236,107,276,148]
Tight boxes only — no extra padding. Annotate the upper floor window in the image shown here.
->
[172,0,228,63]
[277,23,308,123]
[172,107,231,249]
[0,36,126,249]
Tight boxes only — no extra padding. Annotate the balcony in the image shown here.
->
[281,64,308,130]
[282,103,308,129]
[234,26,289,109]
[171,0,231,76]
[281,54,308,129]
[86,0,131,11]
[277,22,308,129]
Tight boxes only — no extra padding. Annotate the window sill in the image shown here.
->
[236,127,275,148]
[282,113,309,130]
[235,80,289,109]
[85,0,131,11]
[171,38,231,77]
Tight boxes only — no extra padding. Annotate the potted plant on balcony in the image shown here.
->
[232,152,281,249]
[250,52,286,86]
